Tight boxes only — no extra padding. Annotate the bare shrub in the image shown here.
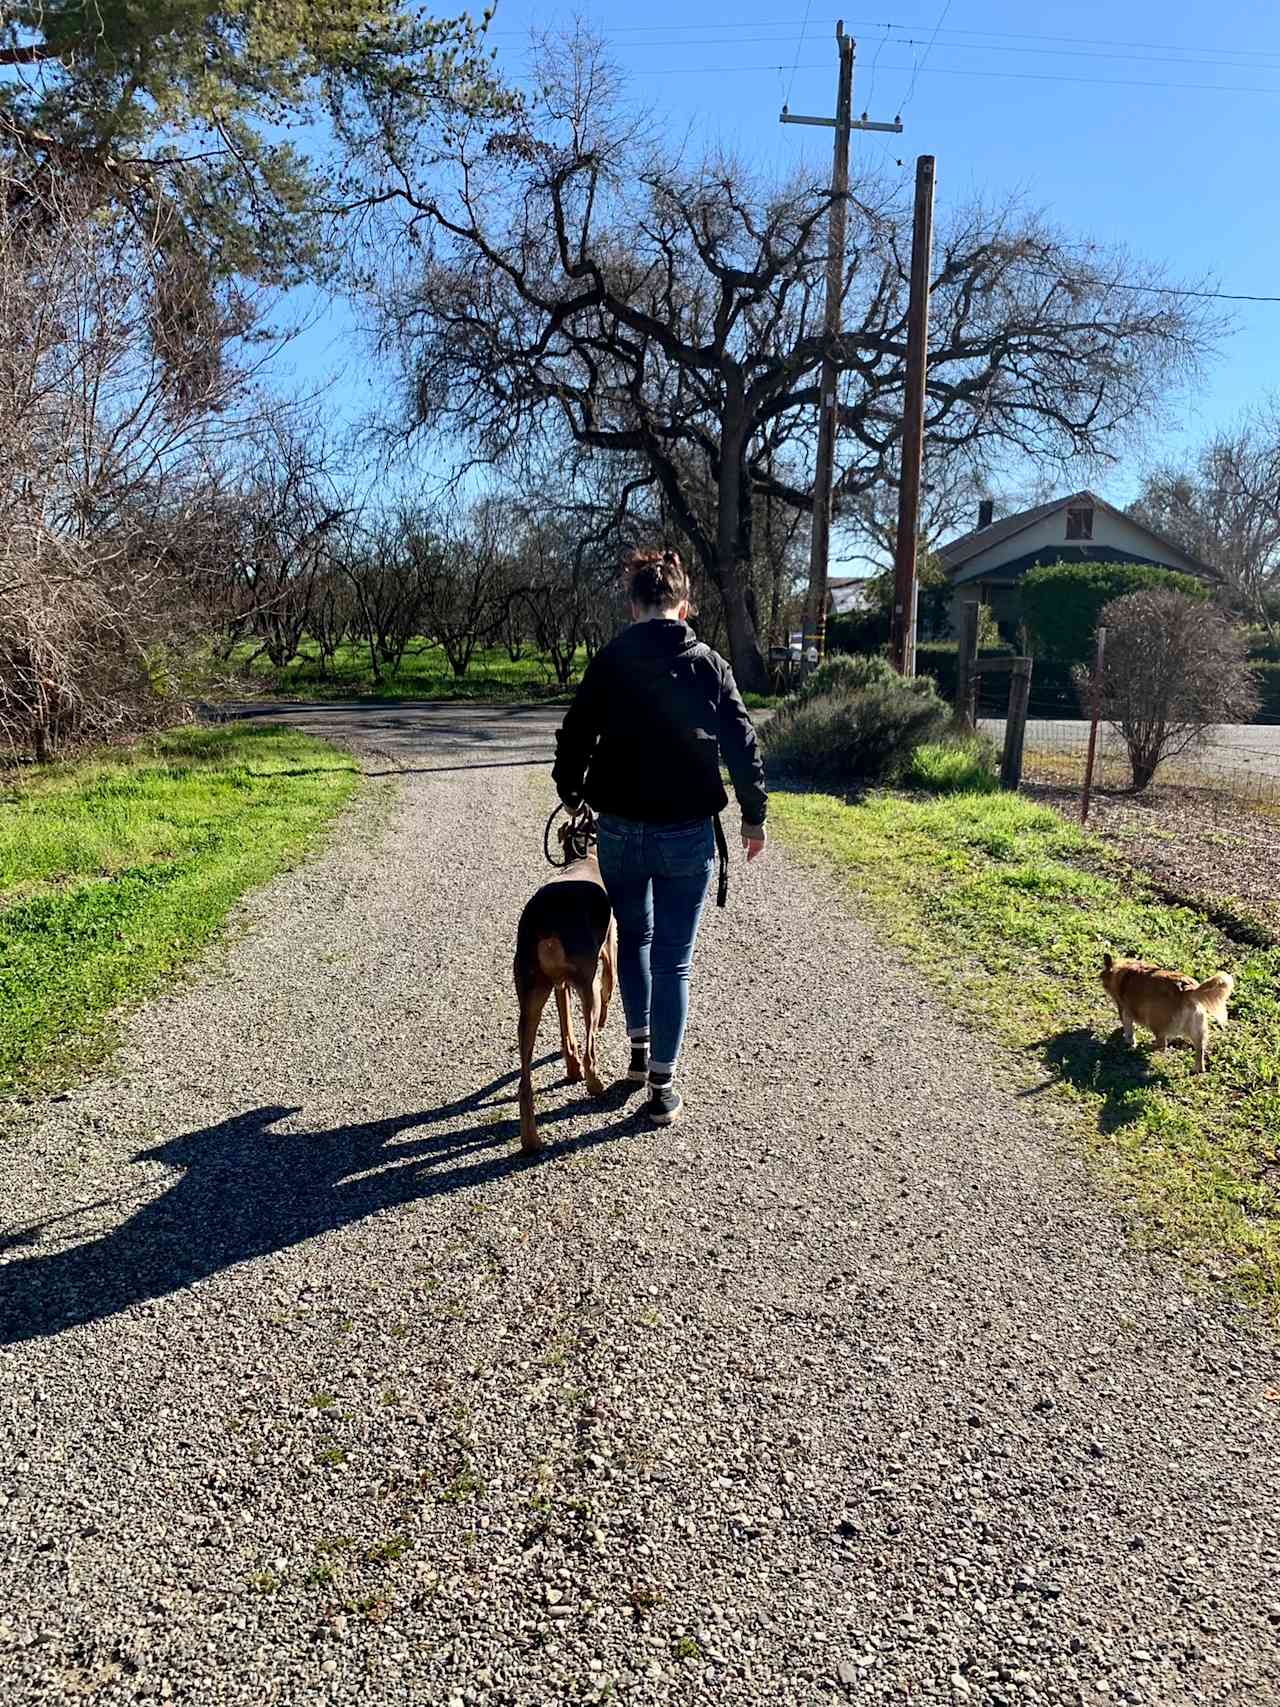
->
[1090,589,1259,790]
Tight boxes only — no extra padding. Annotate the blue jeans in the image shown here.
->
[595,815,715,1077]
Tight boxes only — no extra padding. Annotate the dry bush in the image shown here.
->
[1091,589,1260,790]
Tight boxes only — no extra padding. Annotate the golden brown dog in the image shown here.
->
[513,820,616,1154]
[1100,953,1233,1073]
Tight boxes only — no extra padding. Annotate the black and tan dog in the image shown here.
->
[514,815,616,1154]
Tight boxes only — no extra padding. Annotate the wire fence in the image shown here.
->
[976,683,1280,814]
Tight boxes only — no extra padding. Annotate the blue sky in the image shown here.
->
[279,0,1280,525]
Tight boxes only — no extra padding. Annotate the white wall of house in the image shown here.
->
[952,504,1204,585]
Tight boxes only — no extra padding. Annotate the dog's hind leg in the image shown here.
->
[556,982,583,1084]
[575,975,607,1100]
[1190,1010,1210,1073]
[517,979,552,1154]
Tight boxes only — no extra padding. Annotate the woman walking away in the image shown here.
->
[552,548,767,1128]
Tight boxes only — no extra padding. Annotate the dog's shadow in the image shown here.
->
[1020,1024,1165,1133]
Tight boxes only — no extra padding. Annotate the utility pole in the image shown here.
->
[782,23,902,671]
[889,154,936,678]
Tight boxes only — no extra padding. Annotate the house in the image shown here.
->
[940,491,1218,637]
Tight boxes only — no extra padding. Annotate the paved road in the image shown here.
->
[2,701,1278,1705]
[980,717,1280,787]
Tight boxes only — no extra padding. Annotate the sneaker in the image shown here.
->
[646,1079,683,1126]
[627,1043,650,1083]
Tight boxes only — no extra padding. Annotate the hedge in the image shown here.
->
[1022,560,1208,664]
[827,609,890,656]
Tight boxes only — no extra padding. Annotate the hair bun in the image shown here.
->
[623,545,690,614]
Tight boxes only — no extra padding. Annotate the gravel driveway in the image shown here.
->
[2,701,1278,1706]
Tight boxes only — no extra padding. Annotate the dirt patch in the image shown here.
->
[1029,781,1280,941]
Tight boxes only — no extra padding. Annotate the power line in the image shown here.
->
[508,29,1280,82]
[490,14,1280,66]
[863,21,895,111]
[784,0,815,109]
[1019,270,1280,305]
[901,0,957,113]
[587,55,1280,100]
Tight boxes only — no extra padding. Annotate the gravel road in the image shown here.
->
[2,701,1278,1706]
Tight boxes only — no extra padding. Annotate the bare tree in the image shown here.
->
[335,517,436,685]
[1129,410,1280,631]
[0,158,292,758]
[364,31,1214,692]
[219,421,346,671]
[1090,589,1259,790]
[417,502,508,680]
[308,570,356,676]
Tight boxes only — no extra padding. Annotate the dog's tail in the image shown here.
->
[1191,972,1234,1025]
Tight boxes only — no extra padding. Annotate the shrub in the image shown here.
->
[1023,561,1209,665]
[763,671,951,787]
[792,651,901,705]
[1090,589,1259,790]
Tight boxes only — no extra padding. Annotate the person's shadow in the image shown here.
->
[0,1062,641,1346]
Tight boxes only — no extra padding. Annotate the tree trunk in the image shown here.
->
[719,565,768,694]
[715,400,769,694]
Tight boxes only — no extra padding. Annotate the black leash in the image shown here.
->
[544,801,597,868]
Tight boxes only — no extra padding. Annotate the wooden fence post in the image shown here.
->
[957,601,979,728]
[1080,626,1107,825]
[1000,657,1033,790]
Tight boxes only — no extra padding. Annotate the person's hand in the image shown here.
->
[742,825,766,863]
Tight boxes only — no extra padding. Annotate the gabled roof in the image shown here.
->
[939,494,1077,571]
[939,489,1219,581]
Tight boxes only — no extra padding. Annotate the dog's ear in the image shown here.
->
[1102,951,1113,972]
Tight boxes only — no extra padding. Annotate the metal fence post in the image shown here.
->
[957,601,979,728]
[1080,626,1107,825]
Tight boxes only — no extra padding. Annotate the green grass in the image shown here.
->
[771,785,1280,1306]
[251,639,582,702]
[244,637,782,710]
[903,737,1000,795]
[0,725,358,1102]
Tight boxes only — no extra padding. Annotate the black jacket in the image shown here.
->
[552,620,767,828]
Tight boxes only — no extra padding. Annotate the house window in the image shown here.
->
[1066,504,1094,541]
